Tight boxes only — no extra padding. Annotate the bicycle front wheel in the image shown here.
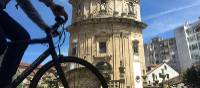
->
[29,56,108,88]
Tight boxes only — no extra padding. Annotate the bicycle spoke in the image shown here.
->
[29,57,108,88]
[55,63,69,88]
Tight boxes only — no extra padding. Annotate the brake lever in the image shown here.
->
[50,16,65,37]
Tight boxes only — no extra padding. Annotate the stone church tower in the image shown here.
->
[68,0,147,87]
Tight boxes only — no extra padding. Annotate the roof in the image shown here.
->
[18,62,56,76]
[175,18,200,31]
[146,64,163,75]
[19,62,43,69]
[163,75,183,85]
[146,63,178,75]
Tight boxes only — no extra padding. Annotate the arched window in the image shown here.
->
[132,40,139,55]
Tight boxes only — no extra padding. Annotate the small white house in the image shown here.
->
[146,63,179,85]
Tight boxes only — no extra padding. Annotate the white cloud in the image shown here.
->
[143,22,180,39]
[144,1,200,21]
[142,0,200,43]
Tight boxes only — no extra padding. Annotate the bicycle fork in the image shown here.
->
[48,36,69,88]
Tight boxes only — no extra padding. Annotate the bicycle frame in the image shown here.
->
[8,34,69,88]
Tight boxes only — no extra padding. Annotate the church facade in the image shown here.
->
[68,0,147,87]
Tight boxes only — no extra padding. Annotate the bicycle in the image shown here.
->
[7,17,108,88]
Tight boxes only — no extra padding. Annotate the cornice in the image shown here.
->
[68,17,147,31]
[69,0,140,4]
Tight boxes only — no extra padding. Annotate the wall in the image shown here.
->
[146,63,179,85]
[175,27,197,72]
[68,18,146,87]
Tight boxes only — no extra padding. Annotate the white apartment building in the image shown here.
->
[144,37,180,72]
[175,19,200,73]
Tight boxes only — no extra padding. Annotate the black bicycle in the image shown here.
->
[8,17,108,88]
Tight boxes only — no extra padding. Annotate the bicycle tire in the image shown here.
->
[29,56,108,88]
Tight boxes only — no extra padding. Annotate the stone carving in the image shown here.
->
[127,2,134,15]
[100,0,107,11]
[133,0,140,4]
[77,4,81,16]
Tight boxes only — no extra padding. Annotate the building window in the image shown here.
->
[187,36,196,42]
[72,43,77,56]
[198,42,200,49]
[189,44,198,51]
[156,60,159,64]
[196,27,200,32]
[132,40,139,55]
[164,65,167,70]
[99,41,107,53]
[72,38,78,56]
[197,33,200,40]
[172,54,176,59]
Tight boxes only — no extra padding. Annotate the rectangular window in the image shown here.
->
[197,33,200,40]
[198,42,200,49]
[99,41,107,53]
[172,55,176,59]
[132,40,139,55]
[72,43,77,56]
[197,27,200,32]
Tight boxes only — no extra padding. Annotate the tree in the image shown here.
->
[16,83,23,88]
[183,65,200,88]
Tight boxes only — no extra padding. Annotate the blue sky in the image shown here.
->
[141,0,200,42]
[3,0,200,63]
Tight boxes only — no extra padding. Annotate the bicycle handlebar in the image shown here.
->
[52,16,65,30]
[45,16,66,37]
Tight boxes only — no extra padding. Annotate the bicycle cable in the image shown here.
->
[57,23,66,55]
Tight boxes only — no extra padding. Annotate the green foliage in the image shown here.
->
[16,83,23,88]
[183,65,200,88]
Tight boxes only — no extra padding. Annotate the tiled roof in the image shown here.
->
[146,64,163,75]
[19,62,56,75]
[19,62,43,69]
[18,62,47,76]
[163,75,183,85]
